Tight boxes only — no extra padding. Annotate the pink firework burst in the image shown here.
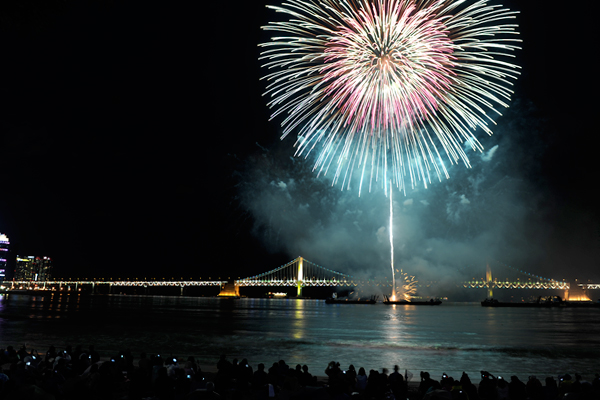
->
[323,2,454,134]
[260,0,520,195]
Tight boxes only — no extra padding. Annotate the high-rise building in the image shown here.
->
[14,256,52,281]
[0,234,8,282]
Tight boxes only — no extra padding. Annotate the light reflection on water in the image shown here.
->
[0,294,598,380]
[292,299,305,340]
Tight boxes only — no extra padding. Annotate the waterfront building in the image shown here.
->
[14,256,52,281]
[0,233,8,282]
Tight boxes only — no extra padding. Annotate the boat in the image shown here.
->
[563,300,600,308]
[384,299,442,305]
[383,296,442,305]
[481,296,566,307]
[325,295,377,304]
[266,292,288,299]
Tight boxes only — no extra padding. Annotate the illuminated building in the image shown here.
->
[14,256,52,281]
[0,233,8,282]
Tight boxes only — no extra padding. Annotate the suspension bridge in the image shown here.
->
[5,257,597,298]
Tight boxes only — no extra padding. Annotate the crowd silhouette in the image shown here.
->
[0,344,598,399]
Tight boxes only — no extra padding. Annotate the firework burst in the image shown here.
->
[395,269,418,301]
[260,0,520,195]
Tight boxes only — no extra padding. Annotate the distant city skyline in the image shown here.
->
[14,255,53,282]
[0,232,53,282]
[0,233,8,282]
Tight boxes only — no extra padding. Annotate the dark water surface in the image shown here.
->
[1,294,598,380]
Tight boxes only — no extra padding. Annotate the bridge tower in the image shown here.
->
[297,257,303,297]
[219,281,240,297]
[486,263,493,299]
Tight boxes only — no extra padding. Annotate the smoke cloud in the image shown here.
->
[237,99,599,299]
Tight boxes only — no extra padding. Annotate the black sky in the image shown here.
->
[0,1,597,284]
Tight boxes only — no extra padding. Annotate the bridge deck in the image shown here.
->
[6,257,595,292]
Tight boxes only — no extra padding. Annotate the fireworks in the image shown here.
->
[260,0,520,195]
[395,269,418,301]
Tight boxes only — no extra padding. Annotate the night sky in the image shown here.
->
[0,1,597,286]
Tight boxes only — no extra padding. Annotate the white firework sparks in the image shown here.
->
[260,0,520,195]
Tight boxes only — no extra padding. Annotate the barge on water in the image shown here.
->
[480,296,600,308]
[325,295,378,304]
[382,295,442,305]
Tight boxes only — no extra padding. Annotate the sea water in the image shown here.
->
[0,294,598,381]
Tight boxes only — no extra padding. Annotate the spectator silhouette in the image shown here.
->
[420,371,441,397]
[508,375,527,400]
[389,365,407,400]
[479,371,498,400]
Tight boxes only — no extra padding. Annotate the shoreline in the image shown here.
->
[1,296,598,385]
[0,341,595,384]
[0,352,595,400]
